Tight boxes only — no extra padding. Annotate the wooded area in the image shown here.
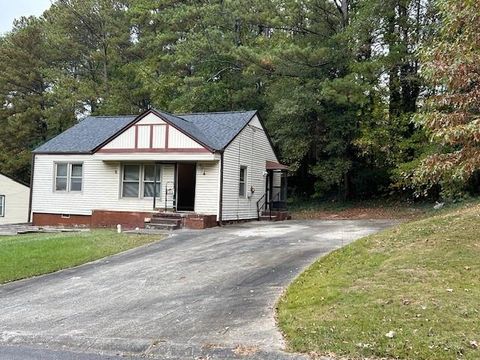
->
[0,0,477,200]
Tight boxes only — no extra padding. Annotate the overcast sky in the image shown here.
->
[0,0,52,35]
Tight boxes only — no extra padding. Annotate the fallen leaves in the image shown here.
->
[385,331,396,339]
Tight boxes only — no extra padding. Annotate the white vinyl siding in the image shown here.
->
[100,112,206,151]
[0,174,29,225]
[221,115,278,221]
[32,155,175,215]
[194,161,220,216]
[168,127,204,149]
[137,126,150,148]
[103,127,135,149]
[137,112,166,125]
[152,125,166,148]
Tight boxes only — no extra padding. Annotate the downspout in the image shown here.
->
[27,154,35,223]
[218,151,224,226]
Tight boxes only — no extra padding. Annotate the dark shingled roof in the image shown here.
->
[179,110,257,150]
[34,116,137,154]
[33,109,257,154]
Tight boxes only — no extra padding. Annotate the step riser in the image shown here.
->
[259,216,278,221]
[259,211,291,221]
[152,212,184,219]
[145,224,179,230]
[147,212,183,230]
[149,218,182,225]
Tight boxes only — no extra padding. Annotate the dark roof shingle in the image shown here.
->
[33,109,257,153]
[34,116,136,153]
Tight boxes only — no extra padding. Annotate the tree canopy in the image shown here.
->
[1,0,476,201]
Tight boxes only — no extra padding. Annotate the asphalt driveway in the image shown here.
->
[0,220,395,359]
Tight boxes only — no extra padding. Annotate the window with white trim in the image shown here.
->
[143,165,161,198]
[122,164,140,197]
[55,163,83,192]
[0,195,5,217]
[239,166,247,197]
[121,164,161,199]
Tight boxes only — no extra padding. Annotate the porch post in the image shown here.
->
[268,170,273,210]
[173,162,178,211]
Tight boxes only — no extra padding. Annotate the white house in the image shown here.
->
[0,173,30,225]
[30,109,288,229]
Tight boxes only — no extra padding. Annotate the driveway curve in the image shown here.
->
[0,220,395,359]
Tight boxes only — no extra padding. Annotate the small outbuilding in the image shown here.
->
[30,108,288,229]
[0,173,30,225]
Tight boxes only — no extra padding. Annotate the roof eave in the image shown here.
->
[33,151,93,155]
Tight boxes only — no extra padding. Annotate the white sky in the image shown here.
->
[0,0,52,35]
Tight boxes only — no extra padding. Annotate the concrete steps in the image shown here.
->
[260,211,291,221]
[145,213,183,230]
[259,215,278,221]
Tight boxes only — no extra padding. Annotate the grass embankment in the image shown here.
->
[278,203,480,360]
[0,230,163,284]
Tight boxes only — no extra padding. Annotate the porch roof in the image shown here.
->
[266,160,289,171]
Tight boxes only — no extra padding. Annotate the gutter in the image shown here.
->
[218,151,224,226]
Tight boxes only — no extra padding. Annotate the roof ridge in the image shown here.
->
[177,110,256,116]
[152,108,190,121]
[86,115,137,118]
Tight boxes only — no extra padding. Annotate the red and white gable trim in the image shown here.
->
[97,111,211,154]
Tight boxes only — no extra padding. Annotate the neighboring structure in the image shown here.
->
[30,109,288,229]
[0,173,30,225]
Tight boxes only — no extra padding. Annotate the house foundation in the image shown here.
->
[32,211,218,230]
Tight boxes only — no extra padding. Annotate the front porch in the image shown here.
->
[91,154,221,229]
[256,161,289,221]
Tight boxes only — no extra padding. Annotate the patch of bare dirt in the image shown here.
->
[292,206,425,220]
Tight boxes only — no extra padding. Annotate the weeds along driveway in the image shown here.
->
[0,220,395,359]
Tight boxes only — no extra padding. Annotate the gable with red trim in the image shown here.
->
[97,111,210,153]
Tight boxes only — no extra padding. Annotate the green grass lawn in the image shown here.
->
[278,203,480,360]
[0,230,163,284]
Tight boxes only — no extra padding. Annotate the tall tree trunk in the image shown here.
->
[387,7,401,117]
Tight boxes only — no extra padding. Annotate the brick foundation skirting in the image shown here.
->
[32,213,92,227]
[91,210,153,229]
[32,211,219,229]
[32,211,153,229]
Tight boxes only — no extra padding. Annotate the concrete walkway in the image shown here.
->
[0,220,395,359]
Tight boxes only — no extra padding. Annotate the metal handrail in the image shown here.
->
[256,193,266,220]
[257,192,284,220]
[269,192,281,219]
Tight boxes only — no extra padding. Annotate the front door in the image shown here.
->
[177,163,196,211]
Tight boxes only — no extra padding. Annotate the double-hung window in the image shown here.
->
[55,163,83,192]
[0,195,5,217]
[122,164,161,199]
[143,165,161,198]
[239,166,247,197]
[122,165,140,197]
